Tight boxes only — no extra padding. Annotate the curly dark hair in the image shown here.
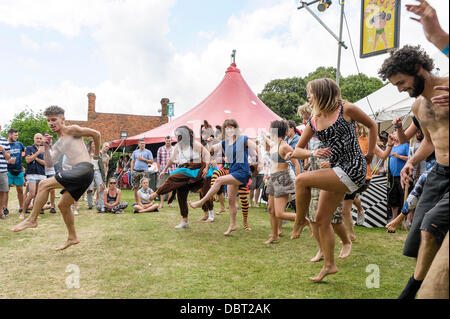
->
[378,45,434,81]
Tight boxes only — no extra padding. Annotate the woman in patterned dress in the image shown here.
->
[286,78,378,282]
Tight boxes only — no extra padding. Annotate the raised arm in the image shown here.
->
[393,117,418,144]
[66,125,101,157]
[406,0,449,56]
[345,103,377,164]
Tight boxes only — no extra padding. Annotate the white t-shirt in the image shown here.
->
[138,187,153,204]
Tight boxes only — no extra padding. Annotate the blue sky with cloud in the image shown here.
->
[0,0,448,129]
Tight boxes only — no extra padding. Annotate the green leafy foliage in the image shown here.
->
[258,67,384,123]
[0,108,57,147]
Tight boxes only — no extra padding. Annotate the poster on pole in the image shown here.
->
[360,0,401,58]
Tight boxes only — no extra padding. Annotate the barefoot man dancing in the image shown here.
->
[12,105,101,251]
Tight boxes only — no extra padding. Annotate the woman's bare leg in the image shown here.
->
[190,175,242,209]
[264,195,279,244]
[310,222,323,262]
[139,203,159,213]
[292,169,348,240]
[224,184,239,236]
[311,190,346,282]
[342,199,356,241]
[332,222,352,259]
[216,193,226,214]
[274,196,296,221]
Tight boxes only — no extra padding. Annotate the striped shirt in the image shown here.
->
[157,145,176,174]
[0,138,11,173]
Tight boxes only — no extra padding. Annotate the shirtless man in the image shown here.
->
[379,44,449,299]
[12,106,101,251]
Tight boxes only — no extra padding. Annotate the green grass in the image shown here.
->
[0,189,415,299]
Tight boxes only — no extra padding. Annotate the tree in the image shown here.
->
[0,108,57,147]
[257,78,306,123]
[340,74,384,103]
[258,67,384,123]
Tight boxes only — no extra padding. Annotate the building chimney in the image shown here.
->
[87,93,96,120]
[160,98,169,124]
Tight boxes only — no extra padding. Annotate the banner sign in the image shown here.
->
[360,0,401,58]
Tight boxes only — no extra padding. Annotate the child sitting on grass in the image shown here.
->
[98,177,128,214]
[134,177,159,213]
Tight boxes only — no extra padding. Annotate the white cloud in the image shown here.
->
[198,30,216,40]
[20,34,40,51]
[0,0,449,130]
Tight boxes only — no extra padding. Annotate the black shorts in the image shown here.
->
[403,163,449,258]
[344,179,371,200]
[55,162,94,201]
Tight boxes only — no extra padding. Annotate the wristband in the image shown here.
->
[443,44,449,55]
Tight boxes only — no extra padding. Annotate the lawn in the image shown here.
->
[0,189,415,299]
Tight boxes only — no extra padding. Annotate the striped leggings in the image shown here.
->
[211,168,251,230]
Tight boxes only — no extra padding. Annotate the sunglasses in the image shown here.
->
[110,182,117,184]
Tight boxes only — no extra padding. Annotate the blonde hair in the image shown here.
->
[297,102,312,118]
[221,119,240,139]
[356,122,369,138]
[306,78,342,117]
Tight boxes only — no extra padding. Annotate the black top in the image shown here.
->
[309,105,366,188]
[107,190,118,204]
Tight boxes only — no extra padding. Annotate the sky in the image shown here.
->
[0,0,449,128]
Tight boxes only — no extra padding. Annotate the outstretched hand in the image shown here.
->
[406,0,442,42]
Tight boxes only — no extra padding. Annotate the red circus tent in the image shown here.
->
[110,62,282,147]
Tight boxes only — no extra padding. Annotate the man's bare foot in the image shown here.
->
[55,238,80,251]
[224,225,238,236]
[189,201,202,209]
[339,242,352,259]
[11,219,38,232]
[216,209,225,215]
[198,215,208,222]
[311,251,324,262]
[264,236,280,244]
[168,203,174,208]
[309,265,338,282]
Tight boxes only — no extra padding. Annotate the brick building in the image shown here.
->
[67,93,169,143]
